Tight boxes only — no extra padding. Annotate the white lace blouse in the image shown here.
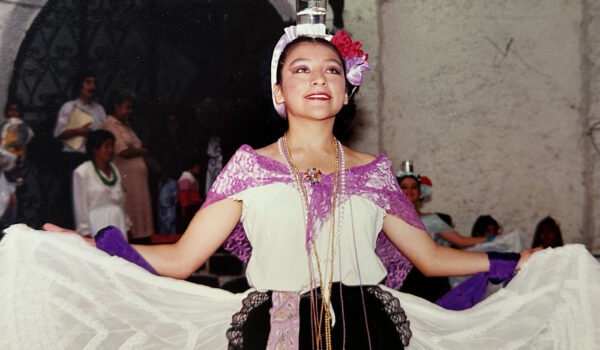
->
[232,182,388,293]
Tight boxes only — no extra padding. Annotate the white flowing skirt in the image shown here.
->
[1,224,599,350]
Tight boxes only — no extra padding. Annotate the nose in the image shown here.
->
[311,71,326,86]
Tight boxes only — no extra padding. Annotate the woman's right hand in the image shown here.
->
[516,247,543,270]
[43,223,96,247]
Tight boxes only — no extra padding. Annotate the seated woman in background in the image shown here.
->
[471,214,501,240]
[532,216,564,248]
[397,162,485,302]
[73,129,129,238]
[396,162,487,248]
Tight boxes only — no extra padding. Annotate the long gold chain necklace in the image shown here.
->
[281,134,342,350]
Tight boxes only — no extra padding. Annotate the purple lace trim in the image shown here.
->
[95,226,157,275]
[201,144,425,289]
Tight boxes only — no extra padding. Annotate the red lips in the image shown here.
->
[305,92,331,100]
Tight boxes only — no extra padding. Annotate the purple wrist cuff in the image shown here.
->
[488,251,520,285]
[95,226,158,275]
[435,251,520,310]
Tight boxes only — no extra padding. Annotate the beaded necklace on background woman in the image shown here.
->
[72,129,129,238]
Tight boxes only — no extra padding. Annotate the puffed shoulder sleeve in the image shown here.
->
[200,145,289,263]
[202,145,259,208]
[202,145,288,208]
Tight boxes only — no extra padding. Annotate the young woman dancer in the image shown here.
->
[1,24,599,350]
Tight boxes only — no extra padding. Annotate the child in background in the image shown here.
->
[1,101,35,160]
[471,215,502,241]
[177,160,202,233]
[156,170,178,234]
[532,216,564,248]
[0,101,40,229]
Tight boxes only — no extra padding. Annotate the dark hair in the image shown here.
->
[4,100,21,117]
[471,215,499,237]
[436,213,454,227]
[532,216,564,248]
[397,174,421,187]
[276,36,350,91]
[74,71,96,91]
[85,129,115,159]
[182,154,201,173]
[108,89,136,115]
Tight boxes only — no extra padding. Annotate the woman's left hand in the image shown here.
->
[516,247,543,270]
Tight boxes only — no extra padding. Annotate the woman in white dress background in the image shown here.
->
[72,129,129,238]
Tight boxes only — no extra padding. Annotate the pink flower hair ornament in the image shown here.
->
[270,24,370,118]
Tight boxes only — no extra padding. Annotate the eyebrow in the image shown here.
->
[288,57,343,66]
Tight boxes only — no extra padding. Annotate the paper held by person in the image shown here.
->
[64,105,93,150]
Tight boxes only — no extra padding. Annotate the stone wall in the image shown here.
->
[582,0,600,253]
[375,0,599,251]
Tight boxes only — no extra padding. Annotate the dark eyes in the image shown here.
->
[293,66,341,74]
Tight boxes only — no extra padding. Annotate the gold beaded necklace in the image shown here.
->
[282,134,340,350]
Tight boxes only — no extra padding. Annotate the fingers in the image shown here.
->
[83,236,97,247]
[43,223,96,246]
[515,247,543,270]
[43,223,77,234]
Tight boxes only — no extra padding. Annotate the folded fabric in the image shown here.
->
[95,226,158,274]
[435,252,520,310]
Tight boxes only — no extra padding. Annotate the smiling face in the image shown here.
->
[114,100,134,121]
[273,41,348,121]
[93,138,115,165]
[399,176,420,205]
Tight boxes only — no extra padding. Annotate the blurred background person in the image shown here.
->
[0,148,16,233]
[396,162,486,248]
[204,135,222,196]
[397,162,490,302]
[102,90,153,243]
[177,158,202,233]
[449,214,525,292]
[156,168,178,234]
[73,129,129,238]
[1,100,34,160]
[53,71,107,228]
[532,216,564,248]
[471,215,502,240]
[0,100,40,229]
